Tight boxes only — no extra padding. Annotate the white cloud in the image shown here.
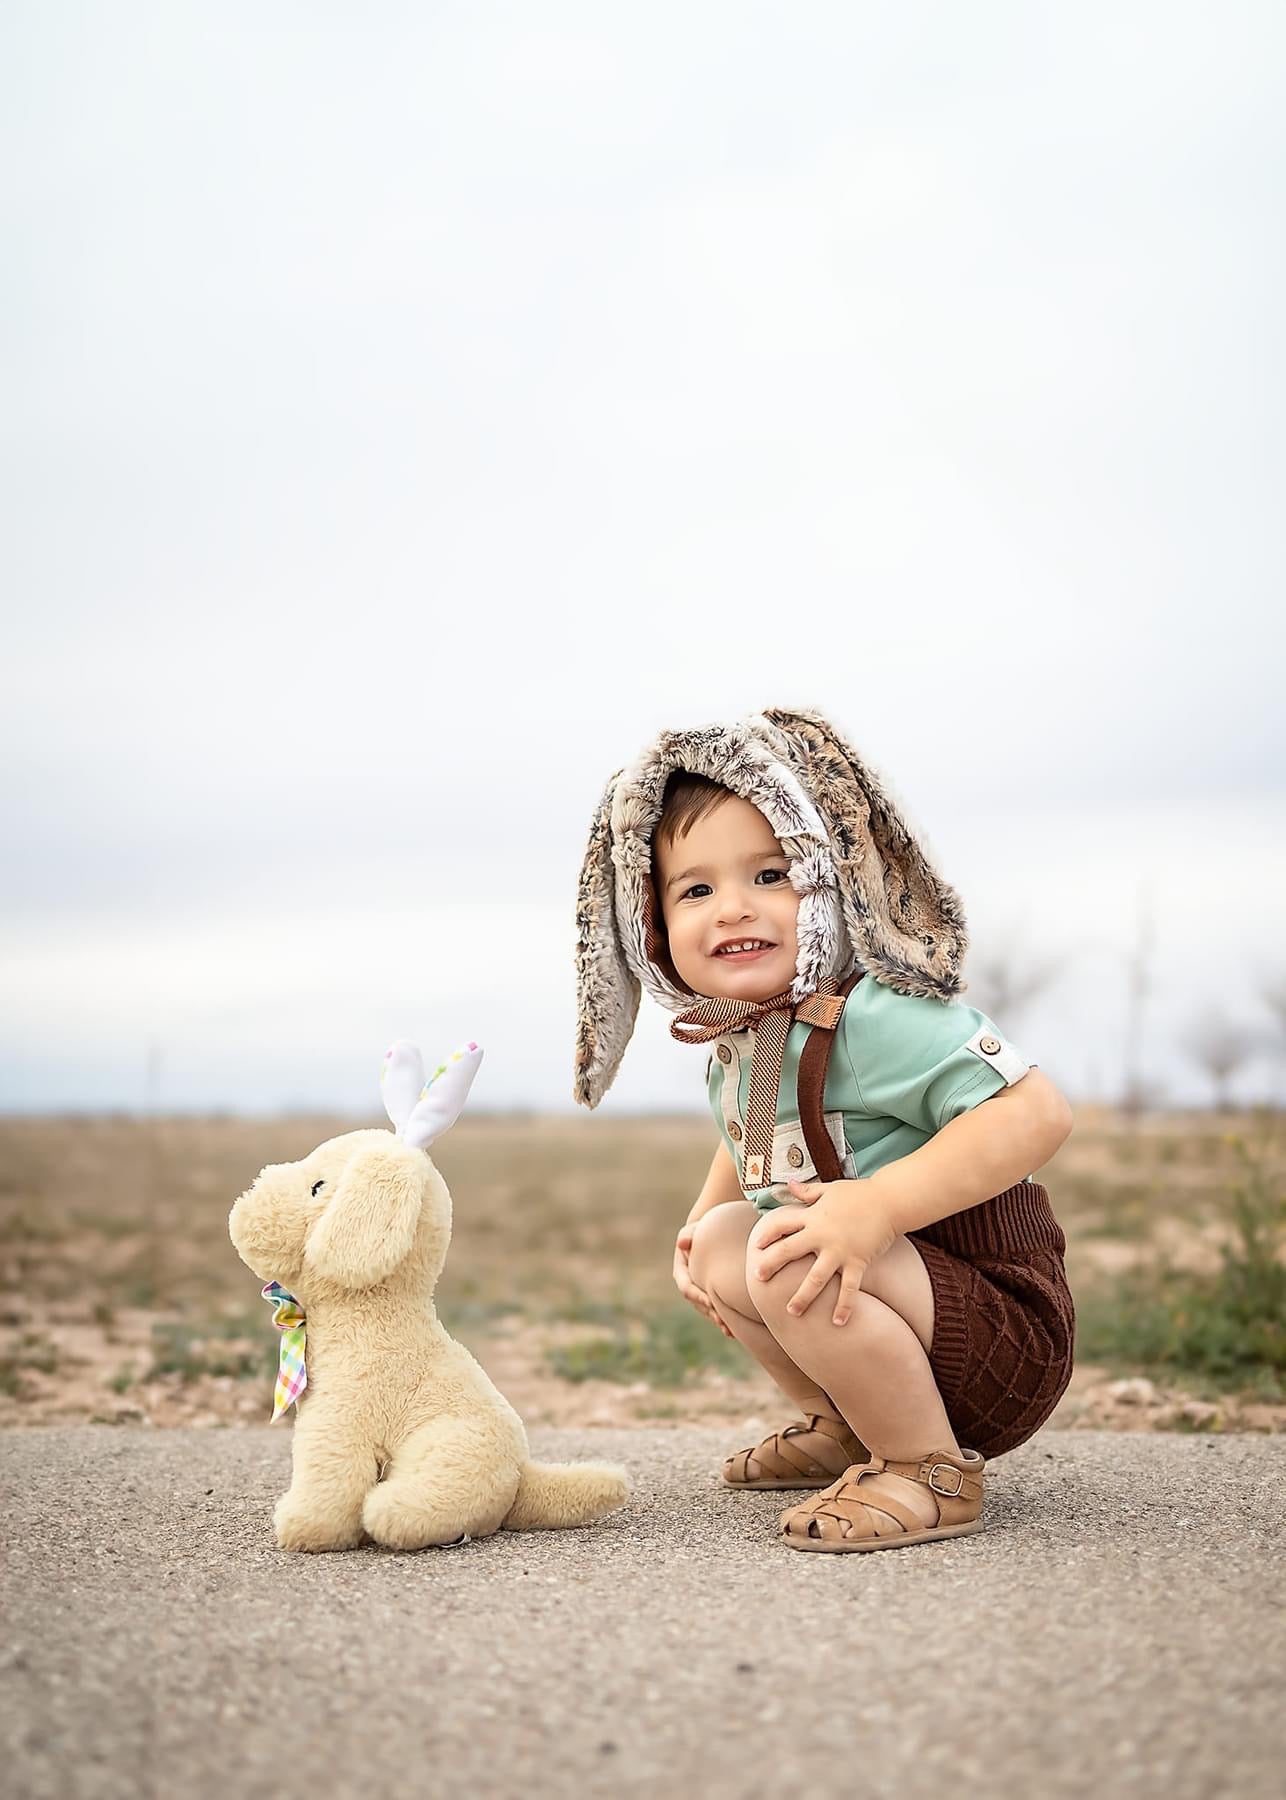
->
[1,2,1282,1110]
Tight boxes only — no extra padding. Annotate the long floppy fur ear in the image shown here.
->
[303,1141,425,1289]
[759,706,969,1000]
[573,767,641,1109]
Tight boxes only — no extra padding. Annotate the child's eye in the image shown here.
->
[679,867,788,900]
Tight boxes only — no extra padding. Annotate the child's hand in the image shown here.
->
[673,1225,736,1338]
[749,1179,898,1327]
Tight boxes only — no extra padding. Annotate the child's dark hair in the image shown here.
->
[654,769,733,851]
[645,771,735,991]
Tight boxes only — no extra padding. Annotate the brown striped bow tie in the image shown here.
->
[672,977,846,1195]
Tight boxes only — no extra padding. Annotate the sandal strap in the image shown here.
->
[804,1411,861,1447]
[780,1413,867,1475]
[732,1413,866,1483]
[780,1450,985,1544]
[875,1452,984,1503]
[783,1472,925,1542]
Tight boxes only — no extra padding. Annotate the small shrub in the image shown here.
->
[0,1338,59,1395]
[1078,1135,1284,1395]
[436,1297,526,1332]
[546,1298,635,1329]
[1091,1186,1154,1241]
[145,1317,274,1384]
[546,1303,750,1387]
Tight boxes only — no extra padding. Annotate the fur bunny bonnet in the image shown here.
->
[572,704,973,1108]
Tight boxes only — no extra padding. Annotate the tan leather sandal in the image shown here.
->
[722,1412,871,1491]
[777,1446,985,1551]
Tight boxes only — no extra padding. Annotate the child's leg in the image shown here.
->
[744,1233,964,1530]
[695,1210,966,1530]
[687,1205,845,1426]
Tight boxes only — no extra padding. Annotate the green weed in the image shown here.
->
[546,1303,750,1387]
[436,1297,526,1332]
[545,1297,636,1329]
[1089,1184,1157,1240]
[145,1316,274,1384]
[1078,1135,1285,1396]
[0,1338,59,1395]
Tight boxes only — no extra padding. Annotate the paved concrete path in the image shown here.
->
[1,1427,1282,1799]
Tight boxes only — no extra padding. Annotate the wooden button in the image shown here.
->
[727,1121,742,1141]
[979,1035,1001,1055]
[716,1044,733,1064]
[786,1144,805,1168]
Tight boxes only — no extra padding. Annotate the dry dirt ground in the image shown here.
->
[1,1107,1282,1438]
[2,1426,1283,1800]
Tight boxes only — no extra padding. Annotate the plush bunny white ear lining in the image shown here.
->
[401,1043,484,1151]
[380,1041,426,1133]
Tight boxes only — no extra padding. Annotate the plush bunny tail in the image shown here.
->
[500,1459,629,1530]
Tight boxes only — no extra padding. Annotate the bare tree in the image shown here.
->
[1120,1070,1171,1114]
[966,944,1067,1030]
[1120,881,1155,1122]
[1258,973,1286,1106]
[1179,1011,1258,1111]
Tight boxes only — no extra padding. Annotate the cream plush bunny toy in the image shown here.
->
[229,1039,629,1552]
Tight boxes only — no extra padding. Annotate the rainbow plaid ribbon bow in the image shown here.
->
[261,1280,307,1421]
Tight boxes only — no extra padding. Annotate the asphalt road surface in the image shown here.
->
[2,1426,1282,1799]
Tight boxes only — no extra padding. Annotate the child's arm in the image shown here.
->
[752,1068,1074,1325]
[683,1139,746,1228]
[860,1066,1073,1236]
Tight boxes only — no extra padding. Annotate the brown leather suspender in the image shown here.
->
[796,969,865,1182]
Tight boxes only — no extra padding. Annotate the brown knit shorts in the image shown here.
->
[909,1181,1075,1460]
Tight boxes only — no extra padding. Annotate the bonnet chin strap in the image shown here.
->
[671,971,864,1198]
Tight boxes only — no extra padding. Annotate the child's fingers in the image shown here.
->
[671,1251,732,1333]
[675,1268,713,1311]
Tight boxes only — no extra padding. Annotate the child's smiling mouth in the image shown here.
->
[710,939,777,962]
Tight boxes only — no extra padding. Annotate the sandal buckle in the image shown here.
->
[926,1462,965,1497]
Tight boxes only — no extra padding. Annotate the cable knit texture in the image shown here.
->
[911,1181,1075,1458]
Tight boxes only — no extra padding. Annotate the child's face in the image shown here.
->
[654,794,800,1001]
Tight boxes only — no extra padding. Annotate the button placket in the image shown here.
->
[764,1110,856,1190]
[715,1036,748,1170]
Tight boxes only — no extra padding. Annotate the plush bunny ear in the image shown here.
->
[401,1043,483,1151]
[380,1040,426,1133]
[573,767,641,1110]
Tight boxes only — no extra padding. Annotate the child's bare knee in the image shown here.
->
[754,1264,895,1343]
[688,1203,753,1289]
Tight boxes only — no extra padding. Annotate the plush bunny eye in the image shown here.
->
[311,1179,325,1197]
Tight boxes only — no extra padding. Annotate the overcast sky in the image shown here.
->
[2,3,1283,1116]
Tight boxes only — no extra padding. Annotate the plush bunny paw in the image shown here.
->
[361,1484,485,1551]
[273,1493,367,1553]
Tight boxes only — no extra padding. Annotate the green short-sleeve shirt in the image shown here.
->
[705,975,1035,1211]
